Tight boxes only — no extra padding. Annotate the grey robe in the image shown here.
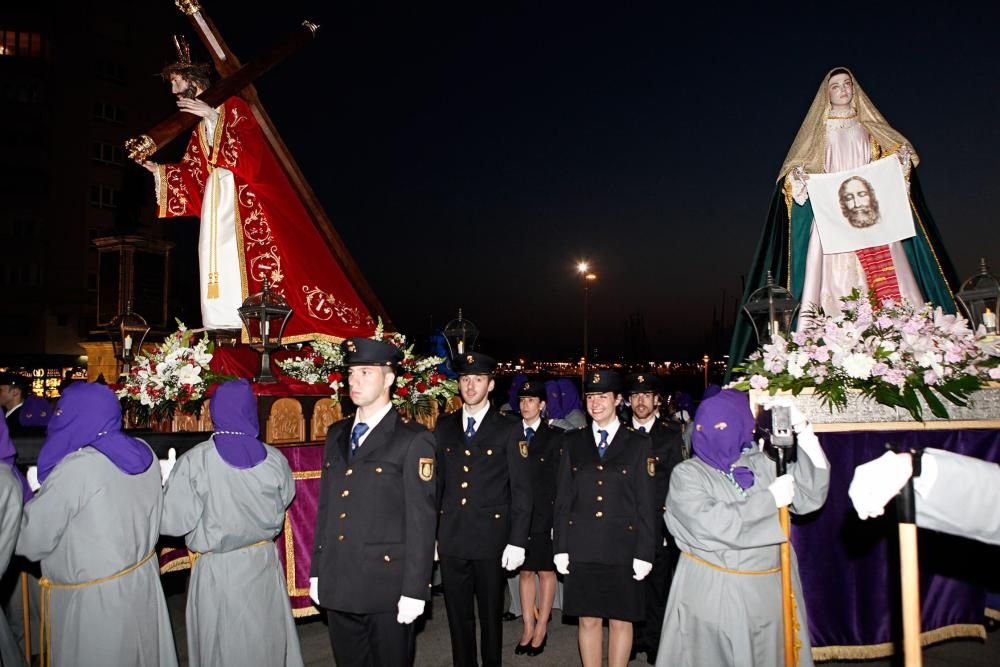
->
[916,448,1000,546]
[161,440,303,667]
[656,447,829,667]
[15,446,177,667]
[0,467,26,667]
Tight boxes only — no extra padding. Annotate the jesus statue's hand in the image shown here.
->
[177,97,219,123]
[141,161,158,174]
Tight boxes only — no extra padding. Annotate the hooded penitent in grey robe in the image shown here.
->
[161,439,303,667]
[16,448,177,667]
[0,466,26,667]
[656,390,829,667]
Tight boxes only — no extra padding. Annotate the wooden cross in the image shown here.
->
[127,0,391,327]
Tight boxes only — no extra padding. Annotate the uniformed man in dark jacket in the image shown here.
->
[625,373,684,665]
[435,352,532,667]
[553,370,656,667]
[310,337,437,666]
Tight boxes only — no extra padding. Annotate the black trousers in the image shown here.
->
[440,556,505,667]
[634,542,679,655]
[327,608,415,667]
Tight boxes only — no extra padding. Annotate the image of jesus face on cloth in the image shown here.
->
[837,175,881,229]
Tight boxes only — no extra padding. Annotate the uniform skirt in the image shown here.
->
[522,532,555,572]
[563,561,644,622]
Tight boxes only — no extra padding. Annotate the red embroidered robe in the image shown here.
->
[155,96,375,342]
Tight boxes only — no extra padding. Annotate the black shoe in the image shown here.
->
[502,611,520,621]
[514,641,531,655]
[526,634,547,656]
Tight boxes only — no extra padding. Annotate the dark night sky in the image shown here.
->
[160,2,1000,360]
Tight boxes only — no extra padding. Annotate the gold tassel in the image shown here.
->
[207,272,220,299]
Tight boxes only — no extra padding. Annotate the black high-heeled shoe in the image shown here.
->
[514,641,531,655]
[525,634,547,657]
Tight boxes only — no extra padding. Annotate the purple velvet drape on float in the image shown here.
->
[793,429,1000,655]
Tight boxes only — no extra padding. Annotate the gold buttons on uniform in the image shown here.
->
[375,467,383,473]
[461,498,467,505]
[596,496,603,502]
[341,490,350,497]
[384,554,391,562]
[465,449,471,456]
[597,480,604,486]
[595,511,604,518]
[463,465,469,472]
[339,512,347,519]
[486,449,493,455]
[621,469,628,475]
[539,457,545,462]
[596,465,603,471]
[345,469,353,476]
[338,535,345,541]
[324,461,331,469]
[460,482,469,489]
[494,513,501,519]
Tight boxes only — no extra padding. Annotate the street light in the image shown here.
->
[238,277,293,383]
[743,270,800,345]
[577,261,597,387]
[107,301,150,376]
[956,258,1000,335]
[443,308,480,359]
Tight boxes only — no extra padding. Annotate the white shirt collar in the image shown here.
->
[522,417,541,434]
[5,403,22,417]
[352,400,395,448]
[632,415,655,431]
[462,402,490,431]
[592,418,620,445]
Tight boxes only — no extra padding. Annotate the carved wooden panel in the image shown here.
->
[267,398,306,444]
[310,398,342,442]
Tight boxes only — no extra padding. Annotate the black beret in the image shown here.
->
[625,372,659,395]
[453,352,497,376]
[584,370,622,394]
[518,380,547,400]
[340,337,404,367]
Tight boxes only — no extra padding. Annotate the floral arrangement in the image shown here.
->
[733,289,1000,420]
[277,319,458,416]
[116,321,220,421]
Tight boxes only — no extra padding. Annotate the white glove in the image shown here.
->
[396,595,425,624]
[768,474,796,509]
[309,576,320,606]
[26,466,40,492]
[763,398,828,469]
[553,553,569,575]
[159,448,177,486]
[632,558,653,581]
[501,544,525,571]
[434,540,439,562]
[848,451,913,520]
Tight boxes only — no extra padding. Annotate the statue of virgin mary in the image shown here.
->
[728,67,958,373]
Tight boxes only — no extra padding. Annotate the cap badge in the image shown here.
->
[637,375,645,383]
[466,354,475,364]
[592,372,601,383]
[345,340,357,353]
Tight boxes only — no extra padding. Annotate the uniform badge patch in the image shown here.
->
[647,457,656,477]
[518,440,529,459]
[418,457,435,481]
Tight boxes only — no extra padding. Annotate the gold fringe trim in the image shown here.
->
[811,623,986,662]
[985,607,1000,622]
[292,605,320,618]
[158,555,193,575]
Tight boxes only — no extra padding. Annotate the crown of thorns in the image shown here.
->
[160,35,211,80]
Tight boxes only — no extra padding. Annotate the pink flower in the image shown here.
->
[884,369,908,387]
[809,346,830,363]
[923,370,939,385]
[871,362,889,377]
[989,367,1000,380]
[749,375,769,390]
[877,315,894,329]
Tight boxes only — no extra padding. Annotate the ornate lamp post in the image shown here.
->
[443,309,480,359]
[956,258,1000,335]
[577,261,597,387]
[238,277,293,383]
[107,301,150,375]
[743,270,800,345]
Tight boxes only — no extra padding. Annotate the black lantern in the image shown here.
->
[237,278,293,383]
[442,308,479,359]
[743,271,800,345]
[956,258,1000,335]
[108,301,150,373]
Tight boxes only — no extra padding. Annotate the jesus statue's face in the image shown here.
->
[839,177,880,228]
[828,73,854,109]
[169,73,199,100]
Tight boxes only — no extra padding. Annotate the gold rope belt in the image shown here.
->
[187,538,272,568]
[39,550,155,667]
[683,551,781,575]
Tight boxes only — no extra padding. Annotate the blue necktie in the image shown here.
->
[351,422,369,458]
[525,426,535,443]
[464,417,476,442]
[638,425,647,433]
[597,429,609,459]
